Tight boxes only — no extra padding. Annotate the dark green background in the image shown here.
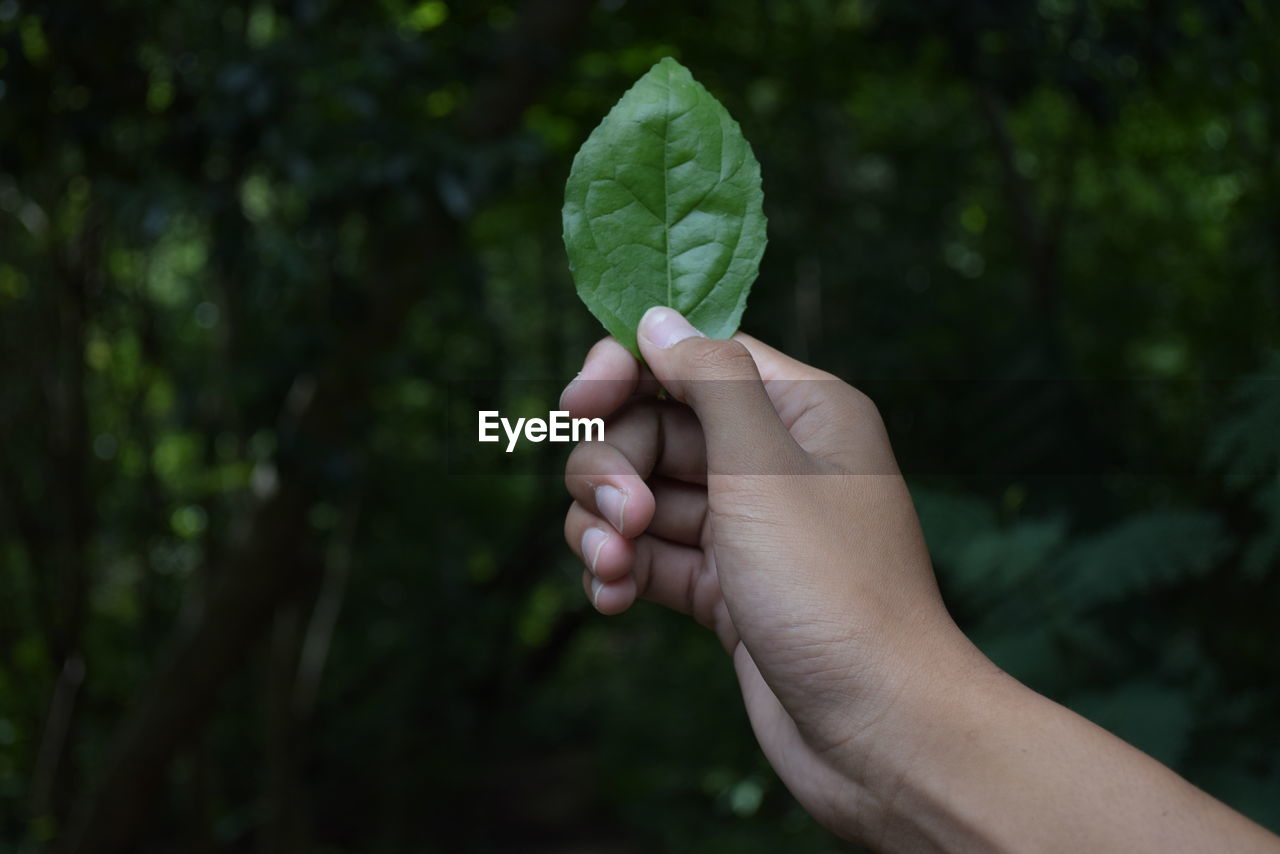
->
[1,1,1278,851]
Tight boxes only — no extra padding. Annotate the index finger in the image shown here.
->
[559,337,640,420]
[734,333,836,383]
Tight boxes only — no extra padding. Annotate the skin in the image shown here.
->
[560,305,1280,853]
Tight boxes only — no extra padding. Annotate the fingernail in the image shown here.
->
[639,306,702,350]
[581,527,609,573]
[595,484,628,535]
[591,576,604,609]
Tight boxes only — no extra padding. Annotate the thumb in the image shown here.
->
[637,306,802,474]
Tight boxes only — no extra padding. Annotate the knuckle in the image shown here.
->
[841,385,884,427]
[586,335,621,360]
[682,338,757,379]
[564,444,606,494]
[564,442,590,480]
[608,397,660,433]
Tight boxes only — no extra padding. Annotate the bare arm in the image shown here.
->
[850,651,1279,853]
[561,307,1280,853]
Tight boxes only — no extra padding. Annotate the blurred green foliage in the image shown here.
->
[1,0,1278,851]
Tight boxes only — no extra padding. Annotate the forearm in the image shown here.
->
[840,641,1280,853]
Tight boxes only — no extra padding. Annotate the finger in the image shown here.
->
[631,534,732,645]
[564,400,708,524]
[736,333,895,472]
[574,524,731,645]
[636,362,664,398]
[646,477,707,547]
[560,337,640,419]
[598,398,708,483]
[734,333,836,383]
[564,439,654,536]
[564,501,634,583]
[734,332,846,428]
[636,307,805,476]
[583,567,638,616]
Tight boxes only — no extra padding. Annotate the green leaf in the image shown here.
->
[563,57,767,356]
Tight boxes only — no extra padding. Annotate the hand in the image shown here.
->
[560,306,984,839]
[563,308,1280,853]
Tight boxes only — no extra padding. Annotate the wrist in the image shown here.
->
[820,624,1020,849]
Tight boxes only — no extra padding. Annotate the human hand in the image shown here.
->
[561,308,1280,854]
[560,306,987,839]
